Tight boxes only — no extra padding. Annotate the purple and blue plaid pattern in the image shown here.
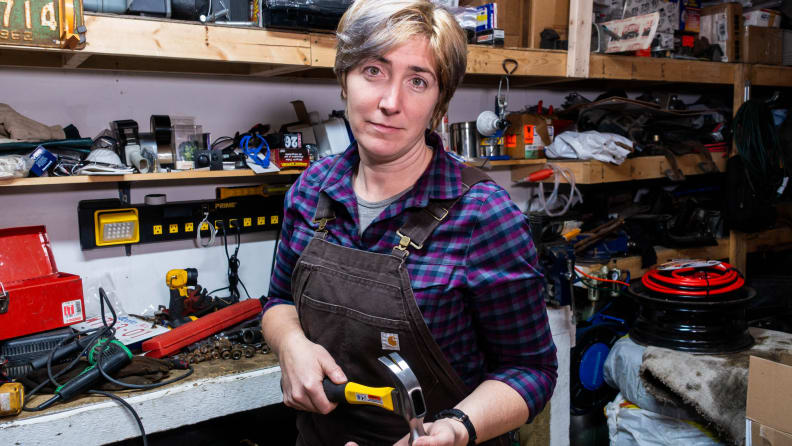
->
[264,134,557,421]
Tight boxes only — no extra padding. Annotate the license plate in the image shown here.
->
[0,0,85,48]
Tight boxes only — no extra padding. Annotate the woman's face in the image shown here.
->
[344,36,440,163]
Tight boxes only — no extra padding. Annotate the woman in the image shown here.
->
[261,1,557,445]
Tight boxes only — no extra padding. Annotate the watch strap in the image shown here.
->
[434,408,477,446]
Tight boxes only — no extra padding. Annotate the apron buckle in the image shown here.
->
[395,231,423,255]
[313,217,335,233]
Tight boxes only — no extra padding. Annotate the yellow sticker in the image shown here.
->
[185,222,194,232]
[257,216,266,226]
[243,218,252,227]
[169,224,179,234]
[153,225,163,235]
[270,215,279,225]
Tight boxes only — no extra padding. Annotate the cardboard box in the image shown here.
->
[700,2,743,62]
[0,226,85,340]
[743,25,783,65]
[746,356,792,446]
[744,9,781,28]
[525,0,569,48]
[504,113,553,159]
[461,0,525,48]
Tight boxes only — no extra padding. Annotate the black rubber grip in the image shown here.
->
[322,378,347,404]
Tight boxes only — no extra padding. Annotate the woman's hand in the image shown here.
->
[278,331,347,414]
[343,419,469,446]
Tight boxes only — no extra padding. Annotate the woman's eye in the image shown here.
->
[411,77,427,89]
[364,66,380,76]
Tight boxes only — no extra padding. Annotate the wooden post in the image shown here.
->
[729,63,749,274]
[566,0,592,78]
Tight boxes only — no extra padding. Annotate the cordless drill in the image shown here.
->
[166,268,198,327]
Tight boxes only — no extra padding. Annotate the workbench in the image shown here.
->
[0,355,281,446]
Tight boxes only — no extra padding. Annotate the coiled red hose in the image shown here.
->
[641,261,744,297]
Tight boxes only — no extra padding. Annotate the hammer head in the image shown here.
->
[378,352,427,443]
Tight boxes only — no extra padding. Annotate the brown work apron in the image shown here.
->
[291,168,510,446]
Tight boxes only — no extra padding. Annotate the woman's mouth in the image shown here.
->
[368,121,401,133]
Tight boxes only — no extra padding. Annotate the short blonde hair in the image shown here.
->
[335,0,467,130]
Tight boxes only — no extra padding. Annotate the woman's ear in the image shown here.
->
[340,72,348,99]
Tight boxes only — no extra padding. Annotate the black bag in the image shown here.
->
[724,155,775,233]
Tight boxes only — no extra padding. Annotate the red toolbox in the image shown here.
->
[0,226,85,340]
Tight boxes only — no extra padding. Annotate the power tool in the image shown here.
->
[166,268,198,327]
[37,338,133,410]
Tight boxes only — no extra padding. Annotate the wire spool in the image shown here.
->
[151,115,174,168]
[627,260,755,354]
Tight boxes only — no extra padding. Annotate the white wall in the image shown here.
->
[0,68,565,315]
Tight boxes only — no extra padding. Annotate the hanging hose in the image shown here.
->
[524,163,583,217]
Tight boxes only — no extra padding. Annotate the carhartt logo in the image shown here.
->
[381,332,399,351]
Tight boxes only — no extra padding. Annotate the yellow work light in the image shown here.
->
[94,209,140,246]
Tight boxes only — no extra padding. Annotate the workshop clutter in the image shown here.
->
[593,0,789,63]
[0,100,345,180]
[82,0,353,29]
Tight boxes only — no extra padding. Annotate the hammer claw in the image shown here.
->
[378,352,428,444]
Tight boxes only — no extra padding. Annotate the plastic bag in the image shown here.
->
[82,274,128,321]
[546,130,633,165]
[605,394,724,446]
[0,154,33,179]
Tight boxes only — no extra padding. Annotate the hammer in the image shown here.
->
[323,352,428,444]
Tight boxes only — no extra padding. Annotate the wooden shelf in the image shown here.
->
[1,14,789,86]
[510,153,728,184]
[579,226,792,278]
[0,168,301,188]
[588,54,737,85]
[0,14,314,77]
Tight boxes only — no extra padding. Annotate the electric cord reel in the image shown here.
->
[627,260,755,354]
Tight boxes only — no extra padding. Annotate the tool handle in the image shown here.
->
[323,378,347,404]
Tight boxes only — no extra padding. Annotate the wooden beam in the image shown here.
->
[729,230,748,274]
[83,15,310,65]
[566,0,592,78]
[589,54,736,84]
[748,64,792,88]
[467,47,567,77]
[510,154,728,184]
[310,33,337,69]
[62,52,92,68]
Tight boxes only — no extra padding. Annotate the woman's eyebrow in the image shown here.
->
[373,55,436,80]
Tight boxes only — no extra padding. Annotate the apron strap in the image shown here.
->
[392,167,493,257]
[312,192,336,239]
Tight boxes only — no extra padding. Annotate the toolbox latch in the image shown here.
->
[0,281,7,314]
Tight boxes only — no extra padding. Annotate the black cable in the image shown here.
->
[734,99,785,199]
[88,390,148,446]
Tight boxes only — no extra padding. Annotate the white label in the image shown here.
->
[62,299,84,324]
[0,393,10,411]
[657,259,722,271]
[381,332,400,351]
[355,393,384,406]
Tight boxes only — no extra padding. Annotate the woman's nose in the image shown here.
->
[378,81,401,115]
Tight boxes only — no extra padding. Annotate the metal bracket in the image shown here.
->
[119,182,132,256]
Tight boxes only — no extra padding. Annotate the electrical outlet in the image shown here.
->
[185,222,194,232]
[257,216,266,226]
[243,218,252,227]
[169,224,179,234]
[270,215,279,225]
[228,219,238,229]
[153,225,163,235]
[200,222,209,231]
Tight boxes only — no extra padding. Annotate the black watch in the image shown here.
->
[434,408,477,446]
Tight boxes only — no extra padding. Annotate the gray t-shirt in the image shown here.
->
[356,188,412,235]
